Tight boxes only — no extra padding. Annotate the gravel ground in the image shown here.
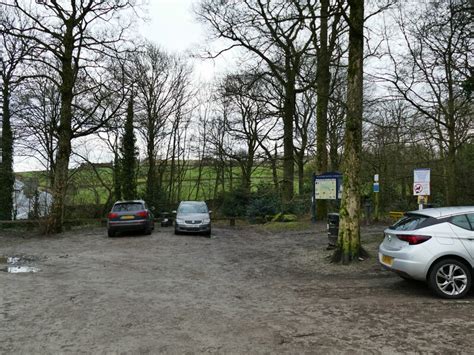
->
[0,222,473,354]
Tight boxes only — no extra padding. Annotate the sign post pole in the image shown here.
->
[373,174,379,220]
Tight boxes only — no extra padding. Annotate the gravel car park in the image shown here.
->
[1,222,472,353]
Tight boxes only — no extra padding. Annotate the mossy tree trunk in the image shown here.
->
[282,77,296,203]
[47,22,75,233]
[333,0,365,264]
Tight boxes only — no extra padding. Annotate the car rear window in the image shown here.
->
[113,203,143,212]
[391,214,429,231]
[466,214,474,230]
[450,215,472,231]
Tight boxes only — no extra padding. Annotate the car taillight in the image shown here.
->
[397,235,431,245]
[108,212,118,219]
[136,211,148,218]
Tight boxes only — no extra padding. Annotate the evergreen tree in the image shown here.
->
[0,83,14,220]
[120,95,137,200]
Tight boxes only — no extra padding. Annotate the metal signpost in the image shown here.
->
[413,168,431,210]
[373,174,380,219]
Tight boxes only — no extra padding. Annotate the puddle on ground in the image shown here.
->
[1,266,40,273]
[0,255,41,273]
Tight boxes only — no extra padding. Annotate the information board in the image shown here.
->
[315,178,337,200]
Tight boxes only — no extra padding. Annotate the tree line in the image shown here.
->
[0,0,472,263]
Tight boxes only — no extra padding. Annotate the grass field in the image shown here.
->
[16,163,312,207]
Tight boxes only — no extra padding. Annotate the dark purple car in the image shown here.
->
[107,200,154,237]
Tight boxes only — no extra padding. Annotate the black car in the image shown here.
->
[107,200,154,237]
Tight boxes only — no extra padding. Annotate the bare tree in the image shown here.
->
[15,73,60,185]
[130,44,192,208]
[0,6,33,220]
[219,72,276,193]
[294,89,316,194]
[381,0,473,205]
[1,0,137,232]
[197,0,317,202]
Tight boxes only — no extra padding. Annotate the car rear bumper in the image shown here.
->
[108,219,149,232]
[378,244,431,281]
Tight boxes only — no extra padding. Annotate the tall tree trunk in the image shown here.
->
[0,82,14,220]
[333,0,365,263]
[446,131,457,205]
[297,153,304,195]
[316,0,330,218]
[47,25,75,233]
[113,150,122,201]
[329,134,340,171]
[282,78,296,203]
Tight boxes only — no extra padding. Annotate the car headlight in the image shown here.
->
[202,218,211,224]
[176,218,184,224]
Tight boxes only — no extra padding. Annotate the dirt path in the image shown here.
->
[1,223,472,353]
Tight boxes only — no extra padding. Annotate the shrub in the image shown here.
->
[246,183,281,222]
[219,186,249,218]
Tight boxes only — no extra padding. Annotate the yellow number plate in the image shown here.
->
[121,215,134,220]
[382,255,394,266]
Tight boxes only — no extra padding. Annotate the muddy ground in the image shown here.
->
[0,222,473,354]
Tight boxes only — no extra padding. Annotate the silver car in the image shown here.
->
[379,206,474,299]
[174,201,211,237]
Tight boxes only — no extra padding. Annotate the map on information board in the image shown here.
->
[315,179,337,200]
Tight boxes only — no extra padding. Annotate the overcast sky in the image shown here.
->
[141,0,202,52]
[139,0,225,82]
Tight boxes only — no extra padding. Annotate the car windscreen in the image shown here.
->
[113,203,143,212]
[390,214,429,231]
[178,204,208,214]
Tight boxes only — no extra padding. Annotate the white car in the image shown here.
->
[379,207,474,299]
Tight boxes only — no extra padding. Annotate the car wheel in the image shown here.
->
[205,230,211,238]
[428,259,471,299]
[174,228,179,235]
[107,230,115,238]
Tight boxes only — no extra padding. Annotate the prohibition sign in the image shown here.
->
[414,183,423,194]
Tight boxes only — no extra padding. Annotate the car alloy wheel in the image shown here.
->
[429,259,471,299]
